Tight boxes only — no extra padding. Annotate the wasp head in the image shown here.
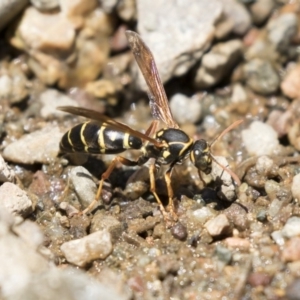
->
[190,139,212,174]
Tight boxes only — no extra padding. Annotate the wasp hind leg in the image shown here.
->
[82,156,138,214]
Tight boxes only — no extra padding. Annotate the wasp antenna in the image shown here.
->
[211,155,241,186]
[210,119,244,148]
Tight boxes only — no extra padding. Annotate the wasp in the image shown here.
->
[58,31,242,225]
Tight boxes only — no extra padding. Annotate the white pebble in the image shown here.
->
[204,214,231,237]
[0,182,33,217]
[61,230,113,267]
[0,155,15,183]
[282,217,300,238]
[242,121,279,156]
[69,166,97,209]
[291,173,300,201]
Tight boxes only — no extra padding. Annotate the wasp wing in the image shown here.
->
[58,106,163,148]
[126,30,179,129]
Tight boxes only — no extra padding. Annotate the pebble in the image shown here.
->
[3,125,63,164]
[194,39,243,88]
[224,203,248,231]
[271,230,285,246]
[282,217,300,238]
[291,174,300,201]
[117,0,136,21]
[60,229,113,267]
[17,7,75,52]
[0,182,33,217]
[136,0,222,84]
[0,206,125,300]
[281,64,300,99]
[0,0,28,31]
[267,12,298,53]
[40,89,78,119]
[249,0,275,25]
[282,237,300,262]
[241,121,280,156]
[224,237,250,250]
[248,272,272,287]
[215,245,232,264]
[170,222,188,241]
[220,0,252,35]
[192,207,216,224]
[169,93,202,125]
[204,214,231,237]
[90,211,123,243]
[13,219,44,249]
[243,59,280,95]
[211,156,236,201]
[0,155,15,183]
[255,156,274,175]
[69,166,97,209]
[286,278,300,300]
[0,68,29,104]
[30,0,60,11]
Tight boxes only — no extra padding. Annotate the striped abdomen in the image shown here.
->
[60,121,143,154]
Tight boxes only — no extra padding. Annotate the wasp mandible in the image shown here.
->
[58,31,242,225]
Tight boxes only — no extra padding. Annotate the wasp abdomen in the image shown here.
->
[60,121,143,154]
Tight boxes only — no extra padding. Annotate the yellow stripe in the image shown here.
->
[67,130,74,147]
[98,125,106,149]
[123,133,130,148]
[80,123,88,152]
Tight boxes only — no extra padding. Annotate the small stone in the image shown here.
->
[281,65,300,99]
[282,237,300,262]
[40,89,78,119]
[194,40,243,88]
[221,0,252,35]
[267,12,298,53]
[30,0,60,11]
[256,210,267,222]
[282,217,300,238]
[0,155,15,183]
[13,220,44,249]
[204,214,231,237]
[224,203,248,231]
[90,212,123,243]
[0,182,33,217]
[171,222,188,241]
[192,207,216,224]
[286,278,300,300]
[224,237,250,250]
[69,166,97,209]
[60,229,113,267]
[211,156,236,201]
[244,59,280,95]
[255,156,274,175]
[18,7,76,52]
[249,0,275,25]
[169,93,202,125]
[248,272,272,287]
[271,230,285,246]
[215,245,232,264]
[242,121,280,156]
[3,125,63,164]
[291,174,300,201]
[136,0,222,84]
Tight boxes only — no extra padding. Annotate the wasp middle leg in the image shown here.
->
[82,156,138,214]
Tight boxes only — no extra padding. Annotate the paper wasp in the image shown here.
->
[58,31,242,225]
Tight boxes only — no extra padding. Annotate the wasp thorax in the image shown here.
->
[190,139,212,174]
